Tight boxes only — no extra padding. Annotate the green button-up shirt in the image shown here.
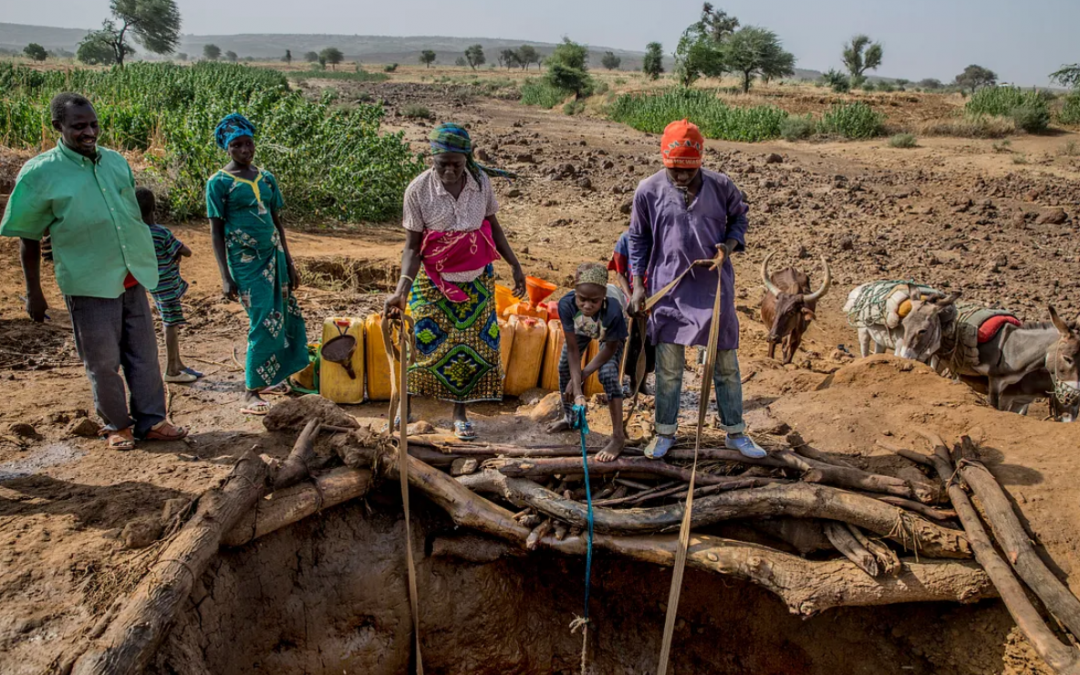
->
[0,142,158,298]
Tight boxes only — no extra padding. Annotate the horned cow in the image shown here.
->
[759,252,831,364]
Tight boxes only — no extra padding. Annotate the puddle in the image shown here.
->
[0,442,86,481]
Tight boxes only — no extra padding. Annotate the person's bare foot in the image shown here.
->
[547,419,572,434]
[596,436,625,462]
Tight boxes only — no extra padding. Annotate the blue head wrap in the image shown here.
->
[215,113,256,151]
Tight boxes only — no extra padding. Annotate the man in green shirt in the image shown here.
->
[1,93,187,450]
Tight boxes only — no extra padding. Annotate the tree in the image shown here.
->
[420,49,436,68]
[499,48,521,70]
[202,44,220,61]
[544,37,592,98]
[842,35,883,80]
[455,56,467,67]
[518,45,539,70]
[23,43,48,61]
[643,42,664,80]
[724,26,795,93]
[87,0,182,68]
[954,65,997,94]
[917,78,943,90]
[601,51,621,70]
[177,52,187,61]
[673,4,739,86]
[283,49,292,64]
[1050,64,1080,89]
[225,50,238,62]
[320,47,344,70]
[302,51,318,64]
[464,44,485,70]
[78,33,118,65]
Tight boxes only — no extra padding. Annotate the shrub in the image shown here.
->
[1058,140,1079,156]
[862,81,877,92]
[1010,104,1050,133]
[819,102,885,139]
[992,139,1013,153]
[521,79,569,108]
[0,62,422,222]
[919,114,1016,139]
[384,63,398,73]
[780,115,815,141]
[1058,92,1080,125]
[608,88,789,142]
[877,81,895,93]
[402,104,432,119]
[562,100,586,116]
[821,69,850,93]
[967,87,1048,120]
[888,133,917,148]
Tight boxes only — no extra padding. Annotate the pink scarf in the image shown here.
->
[420,220,500,302]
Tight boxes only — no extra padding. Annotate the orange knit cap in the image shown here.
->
[660,119,704,169]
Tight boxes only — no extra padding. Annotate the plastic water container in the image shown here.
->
[364,314,400,402]
[584,340,605,397]
[540,320,564,391]
[495,284,522,318]
[504,315,548,396]
[319,318,365,404]
[498,318,515,376]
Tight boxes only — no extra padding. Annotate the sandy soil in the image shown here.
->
[1,78,1079,674]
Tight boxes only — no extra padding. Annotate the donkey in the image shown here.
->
[845,282,947,357]
[906,304,1080,413]
[961,369,1078,422]
[894,291,961,364]
[759,252,831,364]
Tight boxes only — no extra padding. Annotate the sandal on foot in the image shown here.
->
[260,382,291,397]
[241,400,272,416]
[143,421,188,442]
[107,428,136,451]
[454,420,477,441]
[164,371,198,384]
[182,367,204,378]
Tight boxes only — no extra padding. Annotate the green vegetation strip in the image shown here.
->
[608,88,788,142]
[0,62,421,222]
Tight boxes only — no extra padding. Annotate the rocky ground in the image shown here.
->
[1,79,1079,674]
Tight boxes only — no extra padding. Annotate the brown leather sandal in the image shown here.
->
[142,421,188,442]
[107,428,136,451]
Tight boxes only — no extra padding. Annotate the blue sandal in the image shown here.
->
[454,421,477,441]
[644,435,675,460]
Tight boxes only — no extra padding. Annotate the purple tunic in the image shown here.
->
[628,168,749,349]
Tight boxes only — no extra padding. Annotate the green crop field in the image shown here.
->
[0,62,423,223]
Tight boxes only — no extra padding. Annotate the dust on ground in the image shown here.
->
[1,76,1080,674]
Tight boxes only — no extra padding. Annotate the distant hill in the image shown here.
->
[0,23,830,79]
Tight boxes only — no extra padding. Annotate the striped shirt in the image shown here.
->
[148,224,187,301]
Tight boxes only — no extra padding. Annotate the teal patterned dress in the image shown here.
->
[206,169,308,390]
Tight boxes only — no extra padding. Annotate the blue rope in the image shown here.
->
[571,403,594,622]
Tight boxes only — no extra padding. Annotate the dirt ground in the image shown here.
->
[2,76,1080,674]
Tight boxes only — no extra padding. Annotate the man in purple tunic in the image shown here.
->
[628,119,766,459]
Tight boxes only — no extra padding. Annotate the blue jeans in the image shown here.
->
[654,342,745,437]
[65,286,167,437]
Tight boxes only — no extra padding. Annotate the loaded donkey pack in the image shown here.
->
[844,280,1080,422]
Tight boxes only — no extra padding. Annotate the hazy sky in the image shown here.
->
[8,0,1076,85]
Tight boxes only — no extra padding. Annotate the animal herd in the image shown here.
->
[758,254,1080,423]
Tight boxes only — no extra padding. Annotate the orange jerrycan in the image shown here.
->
[504,315,548,396]
[584,340,604,397]
[495,284,523,318]
[540,320,565,391]
[498,317,515,375]
[364,314,401,402]
[319,317,365,404]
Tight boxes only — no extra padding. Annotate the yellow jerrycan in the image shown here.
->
[498,318,515,376]
[584,340,604,397]
[504,315,548,396]
[364,314,401,402]
[319,317,365,404]
[540,320,564,391]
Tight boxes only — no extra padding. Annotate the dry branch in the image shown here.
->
[824,521,878,576]
[954,436,1080,640]
[922,431,1080,675]
[72,450,269,675]
[483,455,784,488]
[271,419,320,491]
[223,467,374,547]
[458,470,971,558]
[846,522,901,577]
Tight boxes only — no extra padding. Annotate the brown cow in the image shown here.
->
[760,252,831,364]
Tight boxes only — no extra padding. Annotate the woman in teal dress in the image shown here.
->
[207,113,309,414]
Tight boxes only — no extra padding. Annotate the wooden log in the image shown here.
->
[430,534,525,563]
[824,521,878,577]
[792,444,857,468]
[458,471,971,558]
[922,431,1080,675]
[846,522,901,577]
[953,436,1080,640]
[877,440,935,468]
[483,455,784,488]
[852,491,958,522]
[354,440,995,615]
[754,518,834,555]
[223,467,374,547]
[72,450,269,675]
[271,419,320,491]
